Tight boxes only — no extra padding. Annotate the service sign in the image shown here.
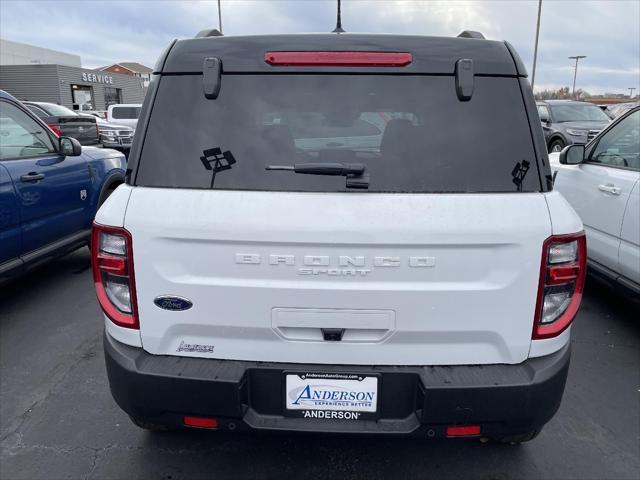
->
[81,72,114,84]
[285,372,378,419]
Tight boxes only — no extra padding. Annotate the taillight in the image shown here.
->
[533,232,586,339]
[183,416,218,429]
[447,425,481,437]
[264,51,412,67]
[47,123,62,137]
[91,223,139,329]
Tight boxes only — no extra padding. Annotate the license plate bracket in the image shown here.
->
[284,372,379,420]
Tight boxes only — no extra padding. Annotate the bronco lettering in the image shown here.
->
[236,253,435,275]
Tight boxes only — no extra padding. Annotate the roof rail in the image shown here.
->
[457,31,485,39]
[196,29,224,38]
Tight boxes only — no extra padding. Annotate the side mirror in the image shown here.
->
[60,136,82,156]
[559,144,585,165]
[539,113,550,123]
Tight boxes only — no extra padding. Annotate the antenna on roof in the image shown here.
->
[332,0,345,33]
[217,0,223,34]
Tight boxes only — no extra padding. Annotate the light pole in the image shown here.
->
[569,55,586,99]
[332,0,345,33]
[531,0,543,90]
[630,87,636,99]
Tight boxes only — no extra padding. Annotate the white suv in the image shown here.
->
[550,107,639,294]
[106,103,142,130]
[93,32,585,443]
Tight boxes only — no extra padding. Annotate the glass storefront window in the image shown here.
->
[104,87,122,107]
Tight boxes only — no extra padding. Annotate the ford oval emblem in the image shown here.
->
[154,295,193,311]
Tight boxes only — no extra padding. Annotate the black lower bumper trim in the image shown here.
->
[104,332,570,436]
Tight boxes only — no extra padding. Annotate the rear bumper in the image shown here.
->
[104,332,570,437]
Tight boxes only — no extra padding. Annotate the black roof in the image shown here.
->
[158,34,526,76]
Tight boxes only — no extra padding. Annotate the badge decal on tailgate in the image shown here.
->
[176,340,214,353]
[154,295,193,311]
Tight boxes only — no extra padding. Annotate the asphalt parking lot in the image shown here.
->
[1,248,638,480]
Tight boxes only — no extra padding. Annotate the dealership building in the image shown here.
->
[0,39,146,110]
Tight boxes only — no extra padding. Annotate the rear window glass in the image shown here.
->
[112,107,141,119]
[136,75,541,193]
[37,103,77,117]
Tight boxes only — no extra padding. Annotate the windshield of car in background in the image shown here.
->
[551,104,611,122]
[40,103,78,117]
[135,74,542,193]
[112,106,141,119]
[606,102,640,119]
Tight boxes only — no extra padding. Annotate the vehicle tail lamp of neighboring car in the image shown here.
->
[47,123,62,137]
[533,232,587,339]
[92,223,139,329]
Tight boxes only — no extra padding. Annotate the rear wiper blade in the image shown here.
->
[266,163,369,189]
[266,162,364,175]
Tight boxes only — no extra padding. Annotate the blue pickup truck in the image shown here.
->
[0,90,127,279]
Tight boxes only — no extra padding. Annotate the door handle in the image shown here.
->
[598,183,621,195]
[20,172,46,183]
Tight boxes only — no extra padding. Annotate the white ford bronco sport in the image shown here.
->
[93,31,586,443]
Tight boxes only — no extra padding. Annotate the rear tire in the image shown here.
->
[494,429,541,445]
[98,182,121,208]
[88,182,122,250]
[549,138,565,153]
[129,415,176,432]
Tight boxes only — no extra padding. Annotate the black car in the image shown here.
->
[23,101,99,146]
[536,100,611,153]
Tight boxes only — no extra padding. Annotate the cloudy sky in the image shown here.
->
[1,0,638,95]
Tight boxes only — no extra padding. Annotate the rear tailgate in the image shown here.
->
[56,115,98,145]
[124,39,550,367]
[126,188,550,366]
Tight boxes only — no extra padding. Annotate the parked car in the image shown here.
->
[86,110,108,120]
[550,107,639,294]
[94,117,134,151]
[536,100,611,153]
[23,101,100,146]
[106,104,142,130]
[96,32,585,443]
[605,101,639,120]
[0,90,126,280]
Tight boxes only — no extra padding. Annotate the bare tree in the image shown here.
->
[535,86,590,100]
